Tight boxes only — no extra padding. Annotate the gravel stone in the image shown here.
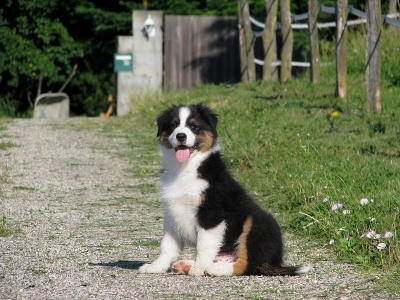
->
[0,118,398,299]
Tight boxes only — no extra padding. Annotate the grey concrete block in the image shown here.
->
[33,93,70,119]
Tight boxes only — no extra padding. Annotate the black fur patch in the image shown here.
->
[197,152,284,275]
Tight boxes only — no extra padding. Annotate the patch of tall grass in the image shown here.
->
[125,28,399,270]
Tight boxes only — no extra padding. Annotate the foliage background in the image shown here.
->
[0,0,395,117]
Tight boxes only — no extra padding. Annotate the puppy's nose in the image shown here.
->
[176,133,187,142]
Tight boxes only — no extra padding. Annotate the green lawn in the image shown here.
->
[120,66,399,274]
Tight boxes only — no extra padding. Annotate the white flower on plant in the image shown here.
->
[383,231,394,238]
[360,198,369,205]
[376,243,386,250]
[329,239,335,245]
[361,230,376,238]
[374,234,381,239]
[331,203,343,211]
[342,210,350,215]
[368,217,376,222]
[323,196,330,203]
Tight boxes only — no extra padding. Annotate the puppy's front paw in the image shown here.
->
[205,262,234,276]
[138,263,166,274]
[171,260,194,275]
[188,265,206,276]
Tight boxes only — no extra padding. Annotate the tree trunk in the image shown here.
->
[238,0,255,82]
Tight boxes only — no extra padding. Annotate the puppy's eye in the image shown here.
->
[170,122,177,129]
[190,124,199,131]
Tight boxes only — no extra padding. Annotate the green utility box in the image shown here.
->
[114,53,133,72]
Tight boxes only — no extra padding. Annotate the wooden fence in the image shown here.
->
[244,0,400,111]
[164,16,240,91]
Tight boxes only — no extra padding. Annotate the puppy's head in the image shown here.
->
[156,104,218,163]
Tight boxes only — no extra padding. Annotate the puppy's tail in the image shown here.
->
[256,264,311,276]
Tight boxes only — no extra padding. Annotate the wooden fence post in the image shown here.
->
[238,0,255,82]
[389,0,397,14]
[308,0,320,84]
[262,0,278,81]
[280,0,293,84]
[335,0,348,98]
[366,0,381,111]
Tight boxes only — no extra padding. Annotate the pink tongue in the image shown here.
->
[176,148,191,162]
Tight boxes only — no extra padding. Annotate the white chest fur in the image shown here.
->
[160,148,209,245]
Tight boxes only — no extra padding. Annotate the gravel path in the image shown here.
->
[0,118,398,300]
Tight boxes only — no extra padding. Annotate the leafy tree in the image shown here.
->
[0,0,380,117]
[0,0,83,116]
[0,0,134,116]
[59,0,133,115]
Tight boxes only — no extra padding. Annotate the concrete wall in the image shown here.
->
[132,11,163,94]
[116,11,163,116]
[116,36,134,116]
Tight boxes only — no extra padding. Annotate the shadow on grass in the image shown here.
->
[89,260,146,270]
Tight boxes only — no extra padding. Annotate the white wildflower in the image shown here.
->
[376,243,386,250]
[331,203,343,211]
[361,230,376,239]
[383,232,394,238]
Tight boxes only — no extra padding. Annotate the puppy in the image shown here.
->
[139,104,310,276]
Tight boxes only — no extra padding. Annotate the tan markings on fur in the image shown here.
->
[188,118,197,126]
[197,131,214,153]
[198,193,206,206]
[159,131,172,149]
[233,216,253,276]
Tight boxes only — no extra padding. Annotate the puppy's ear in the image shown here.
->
[195,103,218,131]
[156,112,164,137]
[156,116,165,137]
[156,105,179,137]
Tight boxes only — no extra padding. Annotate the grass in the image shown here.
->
[126,79,399,268]
[0,216,21,237]
[110,28,400,275]
[0,119,17,237]
[0,216,12,237]
[0,119,15,151]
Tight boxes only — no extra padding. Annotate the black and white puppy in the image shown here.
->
[139,103,310,276]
